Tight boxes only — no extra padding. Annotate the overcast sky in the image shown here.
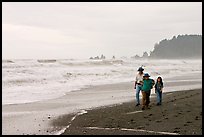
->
[2,2,202,59]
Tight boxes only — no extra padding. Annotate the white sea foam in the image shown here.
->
[2,59,202,105]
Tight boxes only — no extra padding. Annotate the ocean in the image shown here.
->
[2,59,202,105]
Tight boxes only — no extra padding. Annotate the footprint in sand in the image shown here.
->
[195,116,199,120]
[155,120,162,123]
[148,114,153,116]
[174,127,180,130]
[174,115,178,117]
[137,126,145,129]
[184,124,188,126]
[186,121,192,124]
[173,130,180,133]
[145,123,150,126]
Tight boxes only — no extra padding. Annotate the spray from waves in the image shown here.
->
[2,59,202,105]
[57,59,124,67]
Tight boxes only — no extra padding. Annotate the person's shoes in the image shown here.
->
[142,107,145,110]
[136,103,140,106]
[156,103,160,106]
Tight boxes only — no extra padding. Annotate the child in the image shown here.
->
[141,73,155,110]
[155,77,164,106]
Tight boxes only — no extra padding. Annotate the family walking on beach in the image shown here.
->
[134,67,163,110]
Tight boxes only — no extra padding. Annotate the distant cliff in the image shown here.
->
[149,35,202,59]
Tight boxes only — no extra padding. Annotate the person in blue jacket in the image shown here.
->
[141,73,155,110]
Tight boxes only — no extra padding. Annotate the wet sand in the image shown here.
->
[56,89,202,135]
[2,73,202,135]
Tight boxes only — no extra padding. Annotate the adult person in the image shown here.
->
[134,67,144,106]
[141,73,155,110]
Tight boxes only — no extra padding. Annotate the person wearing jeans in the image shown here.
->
[134,67,144,106]
[155,77,164,105]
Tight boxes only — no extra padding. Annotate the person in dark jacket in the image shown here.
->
[155,77,164,106]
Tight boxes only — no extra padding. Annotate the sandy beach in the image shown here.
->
[58,88,202,135]
[2,76,202,135]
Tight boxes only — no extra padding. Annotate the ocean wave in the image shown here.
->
[37,60,57,63]
[2,59,202,105]
[58,59,124,67]
[2,60,15,63]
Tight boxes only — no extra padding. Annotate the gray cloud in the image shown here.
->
[2,2,202,59]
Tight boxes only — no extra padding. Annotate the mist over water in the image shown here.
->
[2,59,202,105]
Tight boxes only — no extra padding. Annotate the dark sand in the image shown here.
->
[52,89,202,135]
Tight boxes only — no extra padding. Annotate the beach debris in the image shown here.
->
[126,111,143,115]
[85,127,180,135]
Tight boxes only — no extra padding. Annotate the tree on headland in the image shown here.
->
[131,54,141,59]
[149,34,202,59]
[142,52,149,58]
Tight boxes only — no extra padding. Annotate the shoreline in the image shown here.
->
[2,73,202,135]
[58,88,202,135]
